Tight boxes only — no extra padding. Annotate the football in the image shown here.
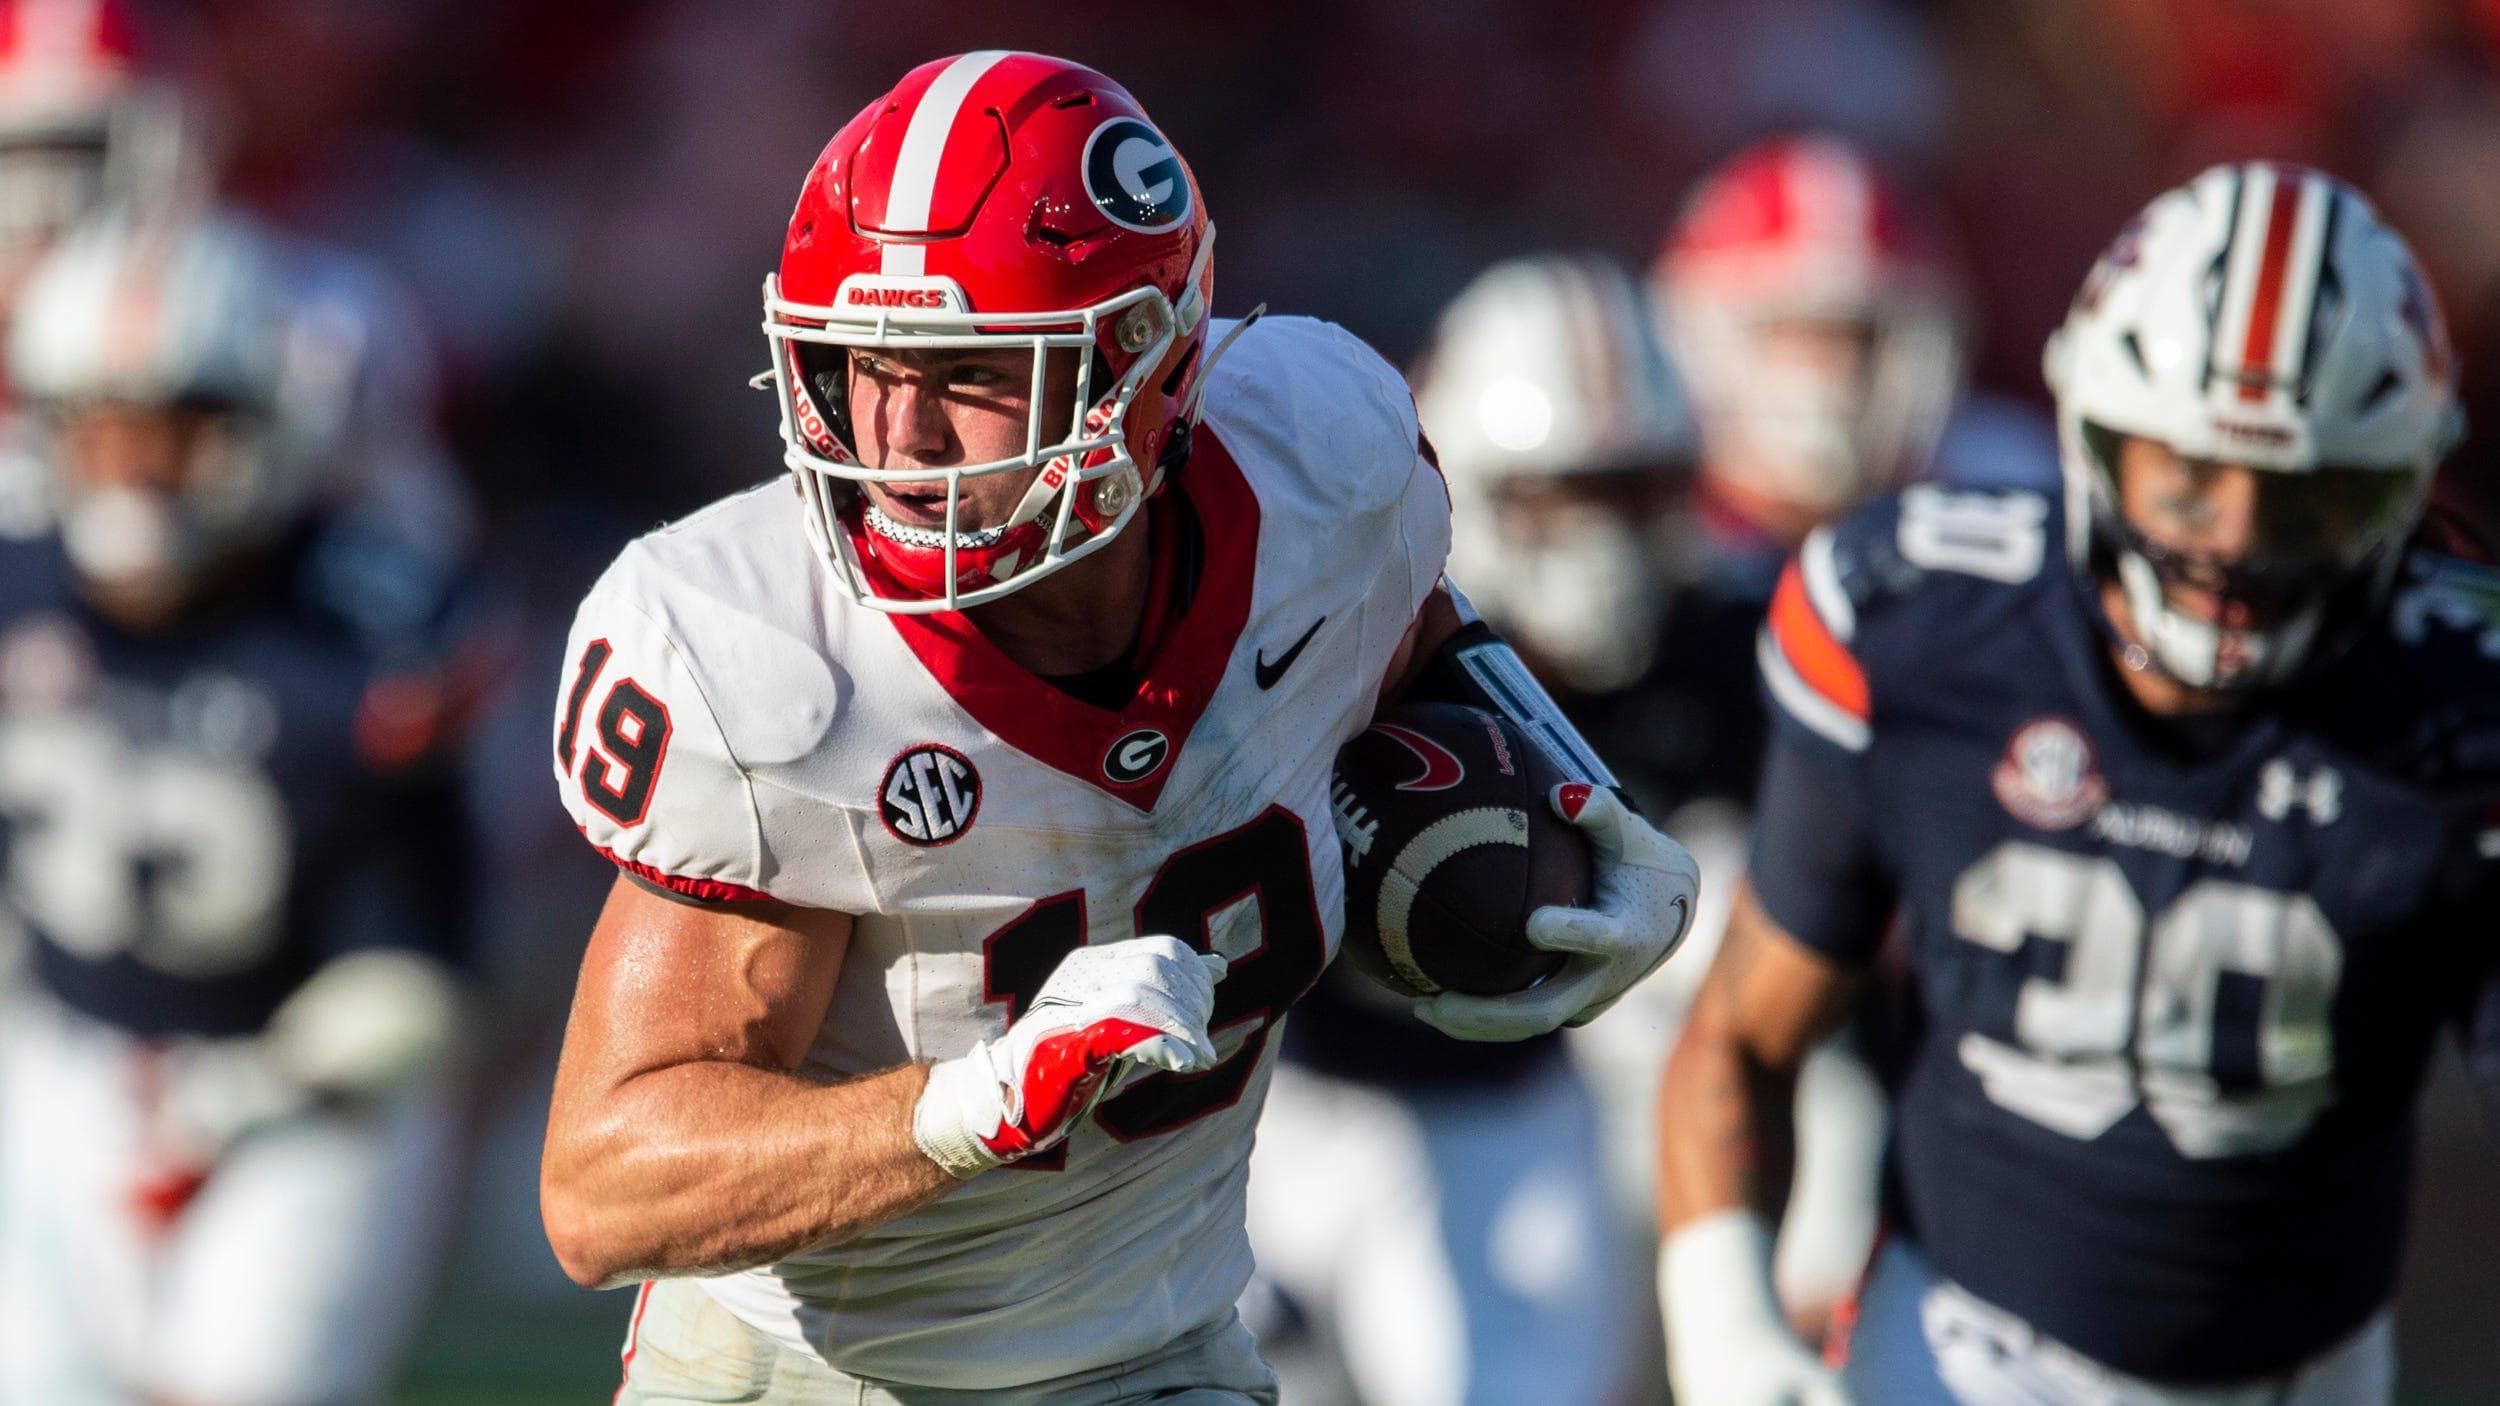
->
[1330,702,1594,998]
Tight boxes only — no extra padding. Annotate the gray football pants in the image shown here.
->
[613,1278,1280,1406]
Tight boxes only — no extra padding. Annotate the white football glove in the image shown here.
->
[1662,1211,1851,1406]
[913,934,1226,1177]
[1415,782,1700,1042]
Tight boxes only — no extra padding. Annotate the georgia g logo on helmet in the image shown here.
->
[1083,117,1190,233]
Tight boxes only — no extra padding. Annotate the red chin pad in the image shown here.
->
[844,495,1048,602]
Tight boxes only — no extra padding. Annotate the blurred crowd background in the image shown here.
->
[41,0,2500,1401]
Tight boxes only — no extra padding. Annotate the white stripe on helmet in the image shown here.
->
[878,49,1011,277]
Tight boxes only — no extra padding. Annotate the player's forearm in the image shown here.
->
[1656,1005,1801,1233]
[542,1059,951,1289]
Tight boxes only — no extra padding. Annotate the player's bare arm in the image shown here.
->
[541,878,944,1289]
[1656,881,1861,1231]
[545,875,1223,1290]
[1653,882,1862,1406]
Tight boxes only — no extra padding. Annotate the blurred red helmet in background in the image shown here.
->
[0,0,189,297]
[1655,134,1968,522]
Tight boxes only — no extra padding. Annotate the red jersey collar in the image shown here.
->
[879,428,1259,811]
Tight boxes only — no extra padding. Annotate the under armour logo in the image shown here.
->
[2256,759,2341,825]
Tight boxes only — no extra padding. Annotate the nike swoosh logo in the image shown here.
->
[1254,616,1326,690]
[1371,722,1466,792]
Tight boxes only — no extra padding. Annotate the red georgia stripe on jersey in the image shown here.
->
[1768,559,1870,721]
[588,837,775,904]
[977,1017,1165,1159]
[611,1280,655,1405]
[2234,169,2308,404]
[878,425,1260,812]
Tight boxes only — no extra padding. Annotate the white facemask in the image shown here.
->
[60,486,207,591]
[2114,549,2322,690]
[1485,508,1668,694]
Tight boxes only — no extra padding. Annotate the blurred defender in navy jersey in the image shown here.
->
[1659,162,2496,1406]
[1591,135,2023,1356]
[1247,254,1678,1406]
[0,205,477,1406]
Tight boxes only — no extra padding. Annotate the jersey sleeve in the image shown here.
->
[1757,527,1873,757]
[1746,521,1894,962]
[1362,434,1455,682]
[1336,324,1453,707]
[551,552,774,903]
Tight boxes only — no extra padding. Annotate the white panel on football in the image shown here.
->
[1375,806,1528,994]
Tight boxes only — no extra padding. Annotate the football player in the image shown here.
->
[0,206,475,1405]
[1655,133,1985,571]
[1641,135,2038,1350]
[537,51,1701,1404]
[1658,162,2493,1405]
[1245,253,1682,1406]
[0,0,197,547]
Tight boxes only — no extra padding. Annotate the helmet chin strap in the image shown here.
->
[2114,549,2321,692]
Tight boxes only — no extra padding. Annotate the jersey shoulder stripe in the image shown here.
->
[1759,486,2059,753]
[1762,548,1870,752]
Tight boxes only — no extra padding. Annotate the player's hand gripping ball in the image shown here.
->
[1332,703,1592,999]
[1333,702,1702,1041]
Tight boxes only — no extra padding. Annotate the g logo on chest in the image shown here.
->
[1102,727,1171,785]
[880,744,981,846]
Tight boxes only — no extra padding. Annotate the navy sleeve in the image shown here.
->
[1744,714,1894,964]
[309,754,474,971]
[2463,947,2500,1126]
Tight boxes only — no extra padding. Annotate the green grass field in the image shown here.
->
[394,1290,622,1406]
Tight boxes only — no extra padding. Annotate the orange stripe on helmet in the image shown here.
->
[1769,559,1870,720]
[2235,170,2306,403]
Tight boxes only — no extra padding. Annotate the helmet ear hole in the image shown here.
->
[791,341,856,455]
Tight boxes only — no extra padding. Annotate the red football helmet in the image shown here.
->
[0,0,189,297]
[763,51,1214,613]
[1655,134,1967,519]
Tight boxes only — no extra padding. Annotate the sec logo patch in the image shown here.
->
[1991,716,2107,831]
[881,744,981,846]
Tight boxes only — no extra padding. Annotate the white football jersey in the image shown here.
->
[551,315,1451,1389]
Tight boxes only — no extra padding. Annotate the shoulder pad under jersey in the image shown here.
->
[551,486,852,904]
[1758,485,2059,752]
[1195,314,1428,521]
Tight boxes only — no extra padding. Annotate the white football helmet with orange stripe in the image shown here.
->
[9,208,332,598]
[2045,162,2462,690]
[1412,253,1695,692]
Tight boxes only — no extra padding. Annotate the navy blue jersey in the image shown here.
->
[1750,484,2500,1383]
[0,529,473,1038]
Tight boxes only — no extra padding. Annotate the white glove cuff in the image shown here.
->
[1661,1208,1792,1352]
[911,1046,1005,1180]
